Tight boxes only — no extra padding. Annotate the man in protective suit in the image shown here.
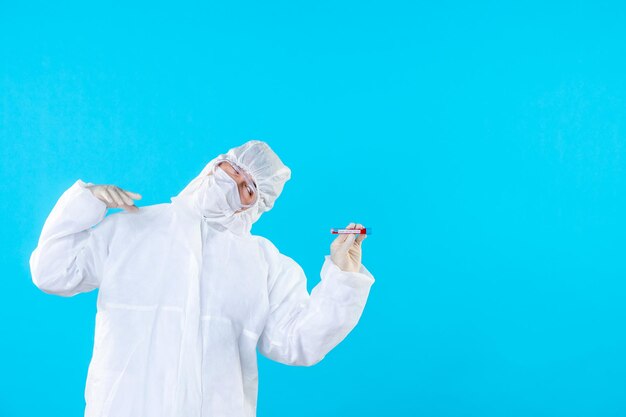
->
[30,140,375,417]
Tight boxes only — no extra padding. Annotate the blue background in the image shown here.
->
[1,1,625,416]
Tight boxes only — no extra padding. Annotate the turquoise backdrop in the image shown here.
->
[1,1,625,416]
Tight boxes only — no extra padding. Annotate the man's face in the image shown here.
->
[208,161,258,212]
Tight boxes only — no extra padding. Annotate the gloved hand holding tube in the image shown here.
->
[330,222,368,272]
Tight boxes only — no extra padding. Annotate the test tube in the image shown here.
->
[330,227,371,235]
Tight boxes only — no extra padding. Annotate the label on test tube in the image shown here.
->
[330,227,371,235]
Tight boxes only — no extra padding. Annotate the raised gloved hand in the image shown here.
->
[330,222,368,272]
[85,184,142,213]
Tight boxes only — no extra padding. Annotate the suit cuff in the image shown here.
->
[321,255,375,288]
[67,179,108,226]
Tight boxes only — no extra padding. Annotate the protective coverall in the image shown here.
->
[29,140,376,417]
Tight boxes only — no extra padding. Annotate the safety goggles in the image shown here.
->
[213,160,259,208]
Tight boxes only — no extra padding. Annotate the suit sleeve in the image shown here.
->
[29,179,110,296]
[257,244,375,367]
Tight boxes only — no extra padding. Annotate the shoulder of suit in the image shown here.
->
[249,234,281,258]
[96,203,171,233]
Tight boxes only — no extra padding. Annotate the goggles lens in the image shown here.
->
[214,160,258,207]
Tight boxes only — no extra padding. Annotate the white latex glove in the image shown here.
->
[85,184,142,213]
[330,222,367,272]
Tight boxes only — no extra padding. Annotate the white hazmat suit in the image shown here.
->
[29,140,376,417]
